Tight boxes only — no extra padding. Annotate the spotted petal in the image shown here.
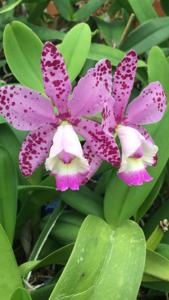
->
[0,85,55,130]
[126,82,166,125]
[112,50,137,122]
[83,142,102,182]
[69,59,113,118]
[41,42,72,114]
[76,119,120,167]
[102,96,117,134]
[19,124,56,176]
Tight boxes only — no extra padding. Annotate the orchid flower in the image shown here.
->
[0,42,120,191]
[101,50,166,186]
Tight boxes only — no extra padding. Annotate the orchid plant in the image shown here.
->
[0,42,120,191]
[0,13,169,300]
[0,43,166,191]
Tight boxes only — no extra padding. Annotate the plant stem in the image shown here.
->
[119,13,135,48]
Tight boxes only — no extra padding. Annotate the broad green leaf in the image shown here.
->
[136,171,165,220]
[73,0,107,21]
[88,43,146,67]
[10,288,31,300]
[0,123,20,167]
[53,0,74,21]
[20,244,73,277]
[3,21,44,93]
[0,225,22,299]
[104,107,169,225]
[122,17,169,54]
[49,216,146,300]
[145,249,169,281]
[59,190,103,217]
[26,22,65,41]
[31,284,54,300]
[94,17,125,47]
[0,0,22,14]
[29,205,63,261]
[143,245,169,292]
[59,23,91,82]
[148,46,169,97]
[157,243,169,260]
[127,0,157,23]
[0,147,17,242]
[51,222,79,244]
[26,205,64,280]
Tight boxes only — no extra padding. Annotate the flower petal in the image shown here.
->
[56,173,87,191]
[83,142,102,181]
[112,50,137,122]
[47,123,84,159]
[76,119,120,167]
[116,125,143,157]
[41,42,71,114]
[0,85,55,130]
[19,124,56,176]
[102,96,117,134]
[126,82,166,125]
[136,126,157,166]
[69,59,112,118]
[118,167,152,186]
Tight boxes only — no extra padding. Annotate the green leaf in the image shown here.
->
[122,17,169,54]
[145,249,169,281]
[73,0,107,21]
[0,225,22,299]
[148,46,169,97]
[49,216,146,300]
[0,147,17,242]
[20,244,73,277]
[144,198,169,240]
[0,123,20,169]
[29,204,63,261]
[53,0,74,21]
[127,0,157,23]
[3,21,44,93]
[59,190,103,217]
[26,22,65,41]
[88,43,146,67]
[136,171,165,220]
[94,17,125,47]
[0,0,22,14]
[10,288,32,300]
[161,0,169,15]
[59,23,91,82]
[104,107,169,225]
[51,222,79,244]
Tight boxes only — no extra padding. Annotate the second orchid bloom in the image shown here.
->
[0,42,166,190]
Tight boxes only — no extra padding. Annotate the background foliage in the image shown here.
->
[1,0,169,299]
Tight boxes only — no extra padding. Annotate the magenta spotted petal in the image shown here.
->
[0,85,55,130]
[69,59,113,118]
[41,42,71,114]
[112,50,137,122]
[83,142,102,182]
[19,124,56,176]
[126,82,166,125]
[77,119,120,167]
[101,50,166,186]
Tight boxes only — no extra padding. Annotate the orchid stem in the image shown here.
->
[119,13,135,48]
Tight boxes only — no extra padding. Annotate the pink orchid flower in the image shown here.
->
[101,50,166,186]
[0,42,120,191]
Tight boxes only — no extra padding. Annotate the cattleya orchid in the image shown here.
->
[0,42,120,191]
[101,50,166,185]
